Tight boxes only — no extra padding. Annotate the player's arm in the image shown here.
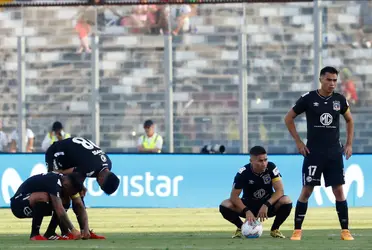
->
[284,109,302,144]
[49,194,81,239]
[267,178,284,206]
[343,108,354,146]
[71,194,90,238]
[230,188,246,212]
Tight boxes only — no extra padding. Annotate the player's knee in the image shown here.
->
[220,199,234,209]
[278,195,292,205]
[332,185,345,199]
[299,186,314,201]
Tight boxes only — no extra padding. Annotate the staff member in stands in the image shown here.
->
[137,120,163,153]
[41,121,71,151]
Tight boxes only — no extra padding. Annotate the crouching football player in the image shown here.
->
[44,136,120,240]
[10,172,83,240]
[219,146,292,238]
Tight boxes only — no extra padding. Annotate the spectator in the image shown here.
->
[9,127,35,153]
[352,0,372,48]
[171,4,197,36]
[137,120,163,153]
[0,121,8,152]
[41,121,71,151]
[340,68,358,105]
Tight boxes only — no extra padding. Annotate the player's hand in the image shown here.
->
[71,228,81,240]
[245,210,255,223]
[257,205,268,222]
[296,140,310,156]
[344,144,352,160]
[81,229,91,240]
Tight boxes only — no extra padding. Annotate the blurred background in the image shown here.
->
[0,0,371,154]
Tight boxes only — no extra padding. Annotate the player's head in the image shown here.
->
[63,173,84,196]
[143,120,155,136]
[100,171,120,195]
[249,146,268,173]
[319,66,338,94]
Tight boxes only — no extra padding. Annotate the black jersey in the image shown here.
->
[233,162,281,201]
[292,90,349,150]
[45,137,111,177]
[14,172,63,198]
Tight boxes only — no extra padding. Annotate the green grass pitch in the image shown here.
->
[0,207,371,250]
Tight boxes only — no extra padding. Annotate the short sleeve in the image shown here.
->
[292,92,309,115]
[137,136,144,146]
[46,174,62,197]
[9,130,18,142]
[156,136,163,149]
[268,162,282,183]
[340,95,349,115]
[27,129,35,139]
[233,166,247,189]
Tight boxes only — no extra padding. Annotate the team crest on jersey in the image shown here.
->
[262,174,271,184]
[333,101,340,111]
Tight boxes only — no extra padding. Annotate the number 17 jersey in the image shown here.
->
[45,137,112,177]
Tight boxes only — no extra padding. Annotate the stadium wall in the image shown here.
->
[0,154,368,208]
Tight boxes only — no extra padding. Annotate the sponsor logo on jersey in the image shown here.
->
[320,113,333,126]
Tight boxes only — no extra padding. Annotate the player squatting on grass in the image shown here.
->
[219,146,293,239]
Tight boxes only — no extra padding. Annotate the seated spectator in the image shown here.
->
[0,121,8,152]
[171,4,197,36]
[9,127,35,153]
[340,68,358,105]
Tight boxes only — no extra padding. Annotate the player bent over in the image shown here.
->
[44,136,120,240]
[10,172,83,240]
[219,146,292,239]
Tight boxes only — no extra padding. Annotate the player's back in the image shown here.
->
[50,137,103,167]
[15,172,62,196]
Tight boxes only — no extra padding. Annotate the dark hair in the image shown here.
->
[143,120,154,128]
[249,146,267,156]
[52,121,63,132]
[101,172,120,195]
[320,66,338,77]
[66,173,84,193]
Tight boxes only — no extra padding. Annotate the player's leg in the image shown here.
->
[219,199,244,238]
[291,153,323,240]
[44,198,71,240]
[324,154,354,240]
[28,192,53,240]
[268,195,292,238]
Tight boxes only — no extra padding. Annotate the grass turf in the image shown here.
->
[0,207,371,250]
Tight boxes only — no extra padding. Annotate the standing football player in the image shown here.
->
[219,146,292,239]
[285,66,354,240]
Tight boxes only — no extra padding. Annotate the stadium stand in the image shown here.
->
[0,1,371,153]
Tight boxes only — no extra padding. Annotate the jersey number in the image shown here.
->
[308,165,317,176]
[72,137,99,150]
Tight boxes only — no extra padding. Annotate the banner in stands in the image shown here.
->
[0,154,368,208]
